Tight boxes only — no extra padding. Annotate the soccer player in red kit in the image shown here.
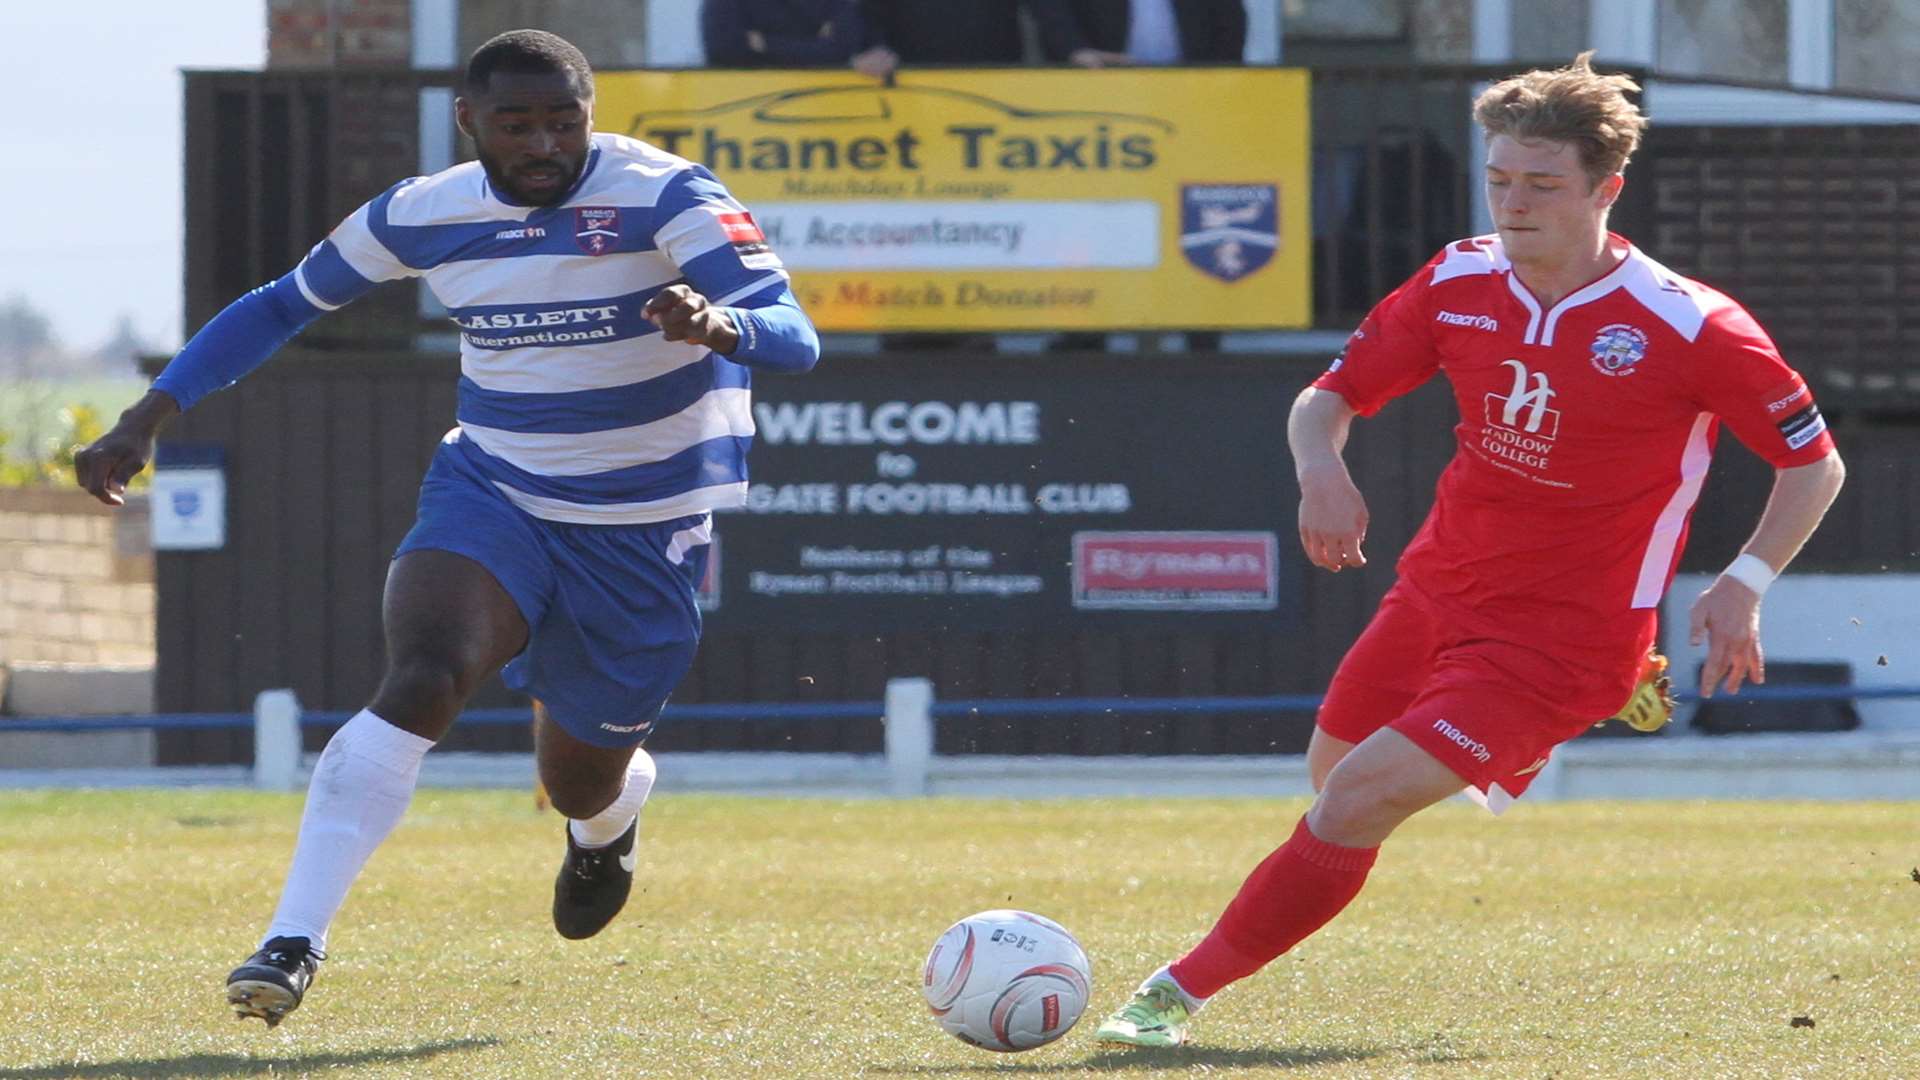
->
[1095,53,1847,1047]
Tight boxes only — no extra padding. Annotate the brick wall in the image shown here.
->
[459,1,652,70]
[0,490,155,667]
[269,0,411,68]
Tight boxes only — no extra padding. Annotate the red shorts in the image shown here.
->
[1317,586,1623,811]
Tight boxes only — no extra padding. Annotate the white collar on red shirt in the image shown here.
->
[1433,233,1711,346]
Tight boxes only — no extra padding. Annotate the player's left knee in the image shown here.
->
[543,779,621,821]
[1311,767,1429,844]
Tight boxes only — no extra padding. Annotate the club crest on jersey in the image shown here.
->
[1589,323,1649,377]
[574,207,620,255]
[1180,184,1278,283]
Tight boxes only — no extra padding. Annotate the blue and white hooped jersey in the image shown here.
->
[291,133,789,525]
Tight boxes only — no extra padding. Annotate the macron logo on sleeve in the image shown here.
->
[1436,310,1499,332]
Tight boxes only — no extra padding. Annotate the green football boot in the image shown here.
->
[1094,978,1192,1047]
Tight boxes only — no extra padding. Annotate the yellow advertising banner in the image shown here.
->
[596,69,1311,332]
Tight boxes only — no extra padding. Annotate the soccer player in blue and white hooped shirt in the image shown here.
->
[73,30,819,1027]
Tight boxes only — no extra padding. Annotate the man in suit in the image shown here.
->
[853,0,1035,78]
[702,0,872,68]
[1034,0,1247,68]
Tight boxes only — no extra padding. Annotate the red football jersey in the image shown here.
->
[1314,233,1835,708]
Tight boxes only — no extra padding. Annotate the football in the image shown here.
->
[920,909,1092,1052]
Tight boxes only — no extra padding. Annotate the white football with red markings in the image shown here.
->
[920,909,1092,1052]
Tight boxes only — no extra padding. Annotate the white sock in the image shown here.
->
[568,749,656,848]
[260,709,433,954]
[1143,965,1209,1014]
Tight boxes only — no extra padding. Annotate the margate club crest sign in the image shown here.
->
[1180,184,1279,283]
[574,207,620,255]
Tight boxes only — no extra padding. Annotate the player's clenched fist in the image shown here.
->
[643,284,740,353]
[73,434,149,507]
[73,393,176,507]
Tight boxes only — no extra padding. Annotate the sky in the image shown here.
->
[2,1,265,353]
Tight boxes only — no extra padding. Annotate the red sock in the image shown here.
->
[1169,815,1379,999]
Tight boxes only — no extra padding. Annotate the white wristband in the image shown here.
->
[1720,553,1776,597]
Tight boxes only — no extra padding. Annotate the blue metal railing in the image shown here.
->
[8,684,1920,735]
[933,694,1325,718]
[1,712,257,733]
[1,701,885,734]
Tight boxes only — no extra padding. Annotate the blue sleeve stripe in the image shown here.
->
[296,240,377,309]
[460,433,753,504]
[372,212,661,268]
[456,355,751,435]
[724,278,789,309]
[712,271,789,306]
[363,181,410,265]
[678,243,778,300]
[650,167,732,231]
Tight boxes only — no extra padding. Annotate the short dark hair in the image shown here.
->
[464,29,594,98]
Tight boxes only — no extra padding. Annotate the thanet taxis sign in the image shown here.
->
[597,69,1311,331]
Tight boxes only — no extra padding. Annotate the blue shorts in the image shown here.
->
[395,442,711,747]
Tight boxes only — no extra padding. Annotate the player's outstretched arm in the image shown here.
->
[1289,386,1370,573]
[1689,448,1846,697]
[74,191,405,506]
[72,270,335,506]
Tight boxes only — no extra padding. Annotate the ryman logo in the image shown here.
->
[1776,402,1828,451]
[1765,383,1811,415]
[575,207,620,255]
[1072,531,1278,611]
[1432,718,1493,764]
[1436,310,1499,332]
[1179,184,1278,283]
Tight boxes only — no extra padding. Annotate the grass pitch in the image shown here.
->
[0,791,1914,1078]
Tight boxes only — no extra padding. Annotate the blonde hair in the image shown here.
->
[1473,52,1648,188]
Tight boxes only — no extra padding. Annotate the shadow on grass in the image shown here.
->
[0,1035,501,1079]
[881,1043,1382,1073]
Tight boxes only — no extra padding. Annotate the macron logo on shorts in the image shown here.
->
[1432,718,1493,764]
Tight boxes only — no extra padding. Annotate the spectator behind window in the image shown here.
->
[854,0,1037,79]
[1033,0,1247,67]
[702,0,871,68]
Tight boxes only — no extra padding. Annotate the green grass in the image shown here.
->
[0,793,1915,1078]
